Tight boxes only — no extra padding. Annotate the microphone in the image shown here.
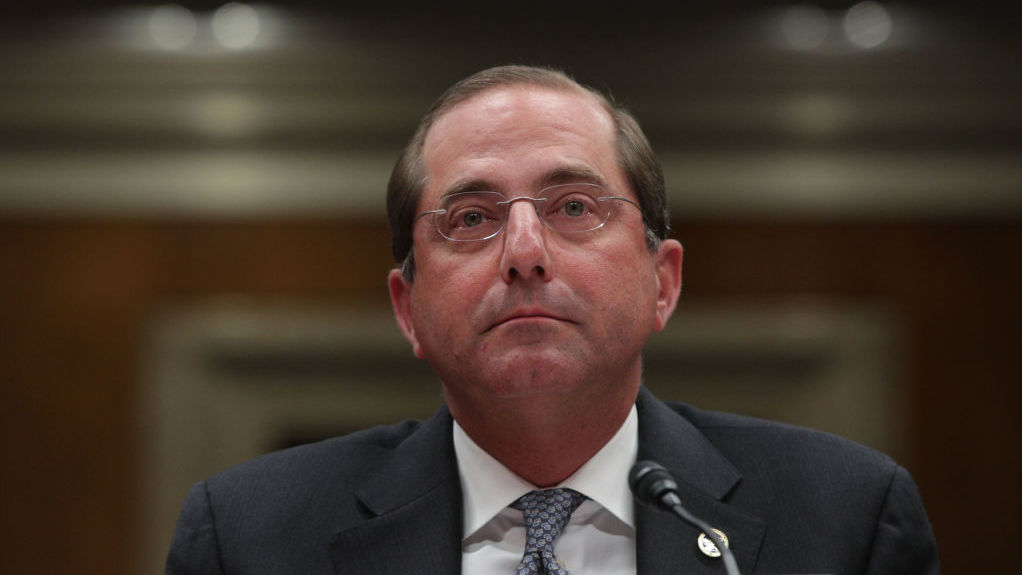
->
[630,460,741,575]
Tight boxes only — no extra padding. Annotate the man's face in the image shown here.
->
[389,85,682,415]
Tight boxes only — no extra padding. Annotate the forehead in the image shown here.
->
[420,85,625,202]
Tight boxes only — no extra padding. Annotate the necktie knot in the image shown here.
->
[511,488,586,574]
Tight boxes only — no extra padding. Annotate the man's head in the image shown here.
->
[388,65,670,280]
[385,65,683,432]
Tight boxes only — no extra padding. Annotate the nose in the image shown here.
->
[499,198,553,283]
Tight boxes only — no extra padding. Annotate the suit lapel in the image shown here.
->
[635,389,765,575]
[329,407,463,575]
[327,390,766,575]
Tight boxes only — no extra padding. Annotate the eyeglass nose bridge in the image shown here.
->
[496,195,550,209]
[495,195,551,230]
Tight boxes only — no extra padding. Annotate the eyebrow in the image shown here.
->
[441,178,495,198]
[538,166,608,189]
[440,166,609,200]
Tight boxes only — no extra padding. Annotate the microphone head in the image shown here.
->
[629,460,680,508]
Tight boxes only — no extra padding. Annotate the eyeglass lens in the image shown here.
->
[435,183,615,241]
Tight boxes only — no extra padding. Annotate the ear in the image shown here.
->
[388,268,425,358]
[652,239,683,332]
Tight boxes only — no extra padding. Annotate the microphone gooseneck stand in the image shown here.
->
[629,460,741,575]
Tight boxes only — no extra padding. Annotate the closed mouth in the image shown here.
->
[488,310,573,332]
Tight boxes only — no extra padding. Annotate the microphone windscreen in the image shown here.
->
[629,460,679,507]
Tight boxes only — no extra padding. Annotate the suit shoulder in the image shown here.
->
[668,401,898,478]
[206,417,427,491]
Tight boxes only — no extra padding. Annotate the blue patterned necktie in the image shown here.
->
[511,488,587,575]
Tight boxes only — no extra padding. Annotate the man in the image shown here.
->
[166,65,938,575]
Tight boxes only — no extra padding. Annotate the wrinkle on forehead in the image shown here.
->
[421,86,622,202]
[425,86,614,155]
[440,166,610,199]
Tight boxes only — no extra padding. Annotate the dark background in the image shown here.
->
[1,2,1020,574]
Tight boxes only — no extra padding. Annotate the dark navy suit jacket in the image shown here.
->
[165,388,938,574]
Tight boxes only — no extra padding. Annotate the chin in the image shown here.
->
[483,356,588,398]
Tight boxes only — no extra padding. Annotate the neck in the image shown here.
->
[447,381,639,487]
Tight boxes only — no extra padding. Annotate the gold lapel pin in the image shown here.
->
[697,529,730,558]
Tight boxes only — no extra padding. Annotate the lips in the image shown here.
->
[487,308,573,332]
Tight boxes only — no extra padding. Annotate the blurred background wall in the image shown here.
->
[1,1,1019,574]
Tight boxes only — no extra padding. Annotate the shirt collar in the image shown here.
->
[453,405,638,539]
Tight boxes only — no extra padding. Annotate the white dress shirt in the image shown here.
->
[453,406,639,575]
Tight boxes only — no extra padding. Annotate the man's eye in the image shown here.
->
[461,211,485,227]
[563,200,586,217]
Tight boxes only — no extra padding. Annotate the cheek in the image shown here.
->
[569,248,657,318]
[410,253,492,325]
